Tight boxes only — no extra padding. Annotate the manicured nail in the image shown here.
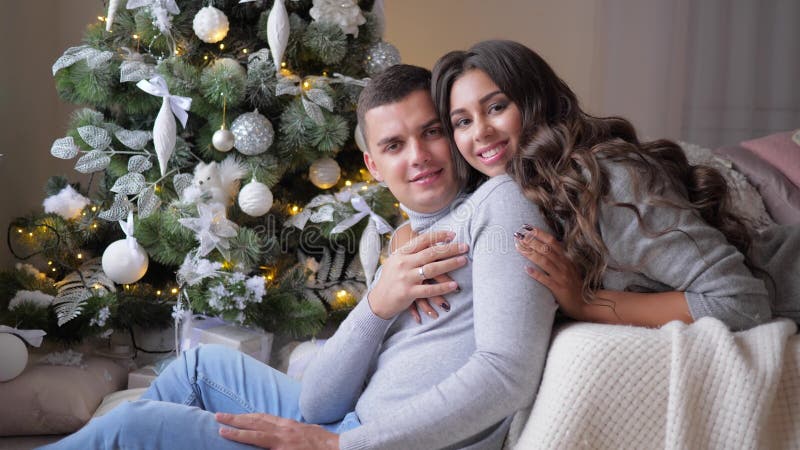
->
[440,302,450,312]
[514,231,526,240]
[522,224,534,231]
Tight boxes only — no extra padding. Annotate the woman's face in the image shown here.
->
[448,69,523,177]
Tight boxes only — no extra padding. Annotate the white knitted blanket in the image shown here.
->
[509,318,800,449]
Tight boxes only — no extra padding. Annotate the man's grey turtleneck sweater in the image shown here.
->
[300,175,558,450]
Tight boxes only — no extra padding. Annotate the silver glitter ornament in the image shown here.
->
[365,42,400,77]
[231,110,274,155]
[212,128,235,152]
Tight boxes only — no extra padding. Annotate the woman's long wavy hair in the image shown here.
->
[432,40,755,300]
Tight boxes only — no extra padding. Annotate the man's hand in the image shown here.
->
[216,412,339,450]
[369,230,468,319]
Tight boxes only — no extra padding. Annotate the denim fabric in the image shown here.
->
[39,345,359,449]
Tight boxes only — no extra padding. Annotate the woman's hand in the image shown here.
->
[369,230,468,319]
[391,223,454,323]
[216,412,339,450]
[514,225,585,319]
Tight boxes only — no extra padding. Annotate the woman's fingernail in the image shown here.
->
[441,302,450,312]
[523,224,534,231]
[514,231,525,240]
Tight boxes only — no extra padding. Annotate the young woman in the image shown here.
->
[415,39,799,331]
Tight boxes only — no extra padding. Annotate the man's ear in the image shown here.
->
[363,151,383,182]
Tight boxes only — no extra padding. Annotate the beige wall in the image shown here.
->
[384,0,599,112]
[1,2,99,267]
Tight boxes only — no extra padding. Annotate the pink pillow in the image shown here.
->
[740,131,800,189]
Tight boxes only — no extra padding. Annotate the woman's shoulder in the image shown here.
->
[464,174,547,226]
[469,174,523,203]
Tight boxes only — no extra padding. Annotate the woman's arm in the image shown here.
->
[515,226,692,327]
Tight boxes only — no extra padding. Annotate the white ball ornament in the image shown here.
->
[102,239,149,284]
[309,157,341,189]
[231,110,274,155]
[212,128,235,152]
[238,179,273,217]
[193,6,230,44]
[0,333,28,382]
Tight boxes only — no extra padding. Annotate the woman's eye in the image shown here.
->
[489,102,507,113]
[453,118,470,129]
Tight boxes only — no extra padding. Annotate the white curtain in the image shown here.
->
[591,0,800,148]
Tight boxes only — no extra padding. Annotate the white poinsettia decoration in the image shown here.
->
[309,0,366,37]
[178,203,238,257]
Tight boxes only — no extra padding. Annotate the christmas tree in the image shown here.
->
[2,0,402,345]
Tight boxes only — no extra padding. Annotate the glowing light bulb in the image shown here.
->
[171,288,179,294]
[219,43,225,50]
[77,253,83,259]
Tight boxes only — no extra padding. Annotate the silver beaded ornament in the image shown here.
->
[231,110,274,155]
[365,42,401,77]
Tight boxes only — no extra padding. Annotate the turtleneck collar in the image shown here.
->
[400,192,469,233]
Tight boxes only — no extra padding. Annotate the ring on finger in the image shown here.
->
[418,265,427,280]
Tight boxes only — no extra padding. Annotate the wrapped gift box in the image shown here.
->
[181,315,273,364]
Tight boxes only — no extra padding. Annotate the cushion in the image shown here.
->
[0,356,128,436]
[741,131,800,189]
[679,141,775,229]
[714,144,800,225]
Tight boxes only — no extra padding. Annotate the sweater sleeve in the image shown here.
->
[298,267,394,424]
[599,162,772,330]
[339,178,558,450]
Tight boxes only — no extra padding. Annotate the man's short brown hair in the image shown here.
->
[356,64,432,152]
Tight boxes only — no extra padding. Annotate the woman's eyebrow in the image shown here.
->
[449,90,503,117]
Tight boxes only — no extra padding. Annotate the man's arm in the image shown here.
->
[299,232,468,424]
[339,178,558,450]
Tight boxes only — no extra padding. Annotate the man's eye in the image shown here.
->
[424,127,442,137]
[385,143,399,152]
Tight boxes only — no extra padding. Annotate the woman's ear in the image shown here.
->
[363,152,383,182]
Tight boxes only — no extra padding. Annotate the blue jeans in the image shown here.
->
[40,344,359,449]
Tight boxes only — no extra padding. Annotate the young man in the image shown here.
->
[41,65,556,450]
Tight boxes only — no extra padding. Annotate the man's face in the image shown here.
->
[362,90,459,213]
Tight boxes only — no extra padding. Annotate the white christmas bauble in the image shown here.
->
[238,179,273,217]
[102,239,149,284]
[309,157,341,189]
[365,41,401,77]
[231,110,274,155]
[0,333,28,382]
[212,129,235,152]
[193,6,230,44]
[214,57,246,77]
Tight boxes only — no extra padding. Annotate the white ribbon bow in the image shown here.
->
[330,194,393,235]
[120,211,140,253]
[136,76,192,128]
[0,325,46,347]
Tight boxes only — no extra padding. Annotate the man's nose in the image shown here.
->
[409,139,432,165]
